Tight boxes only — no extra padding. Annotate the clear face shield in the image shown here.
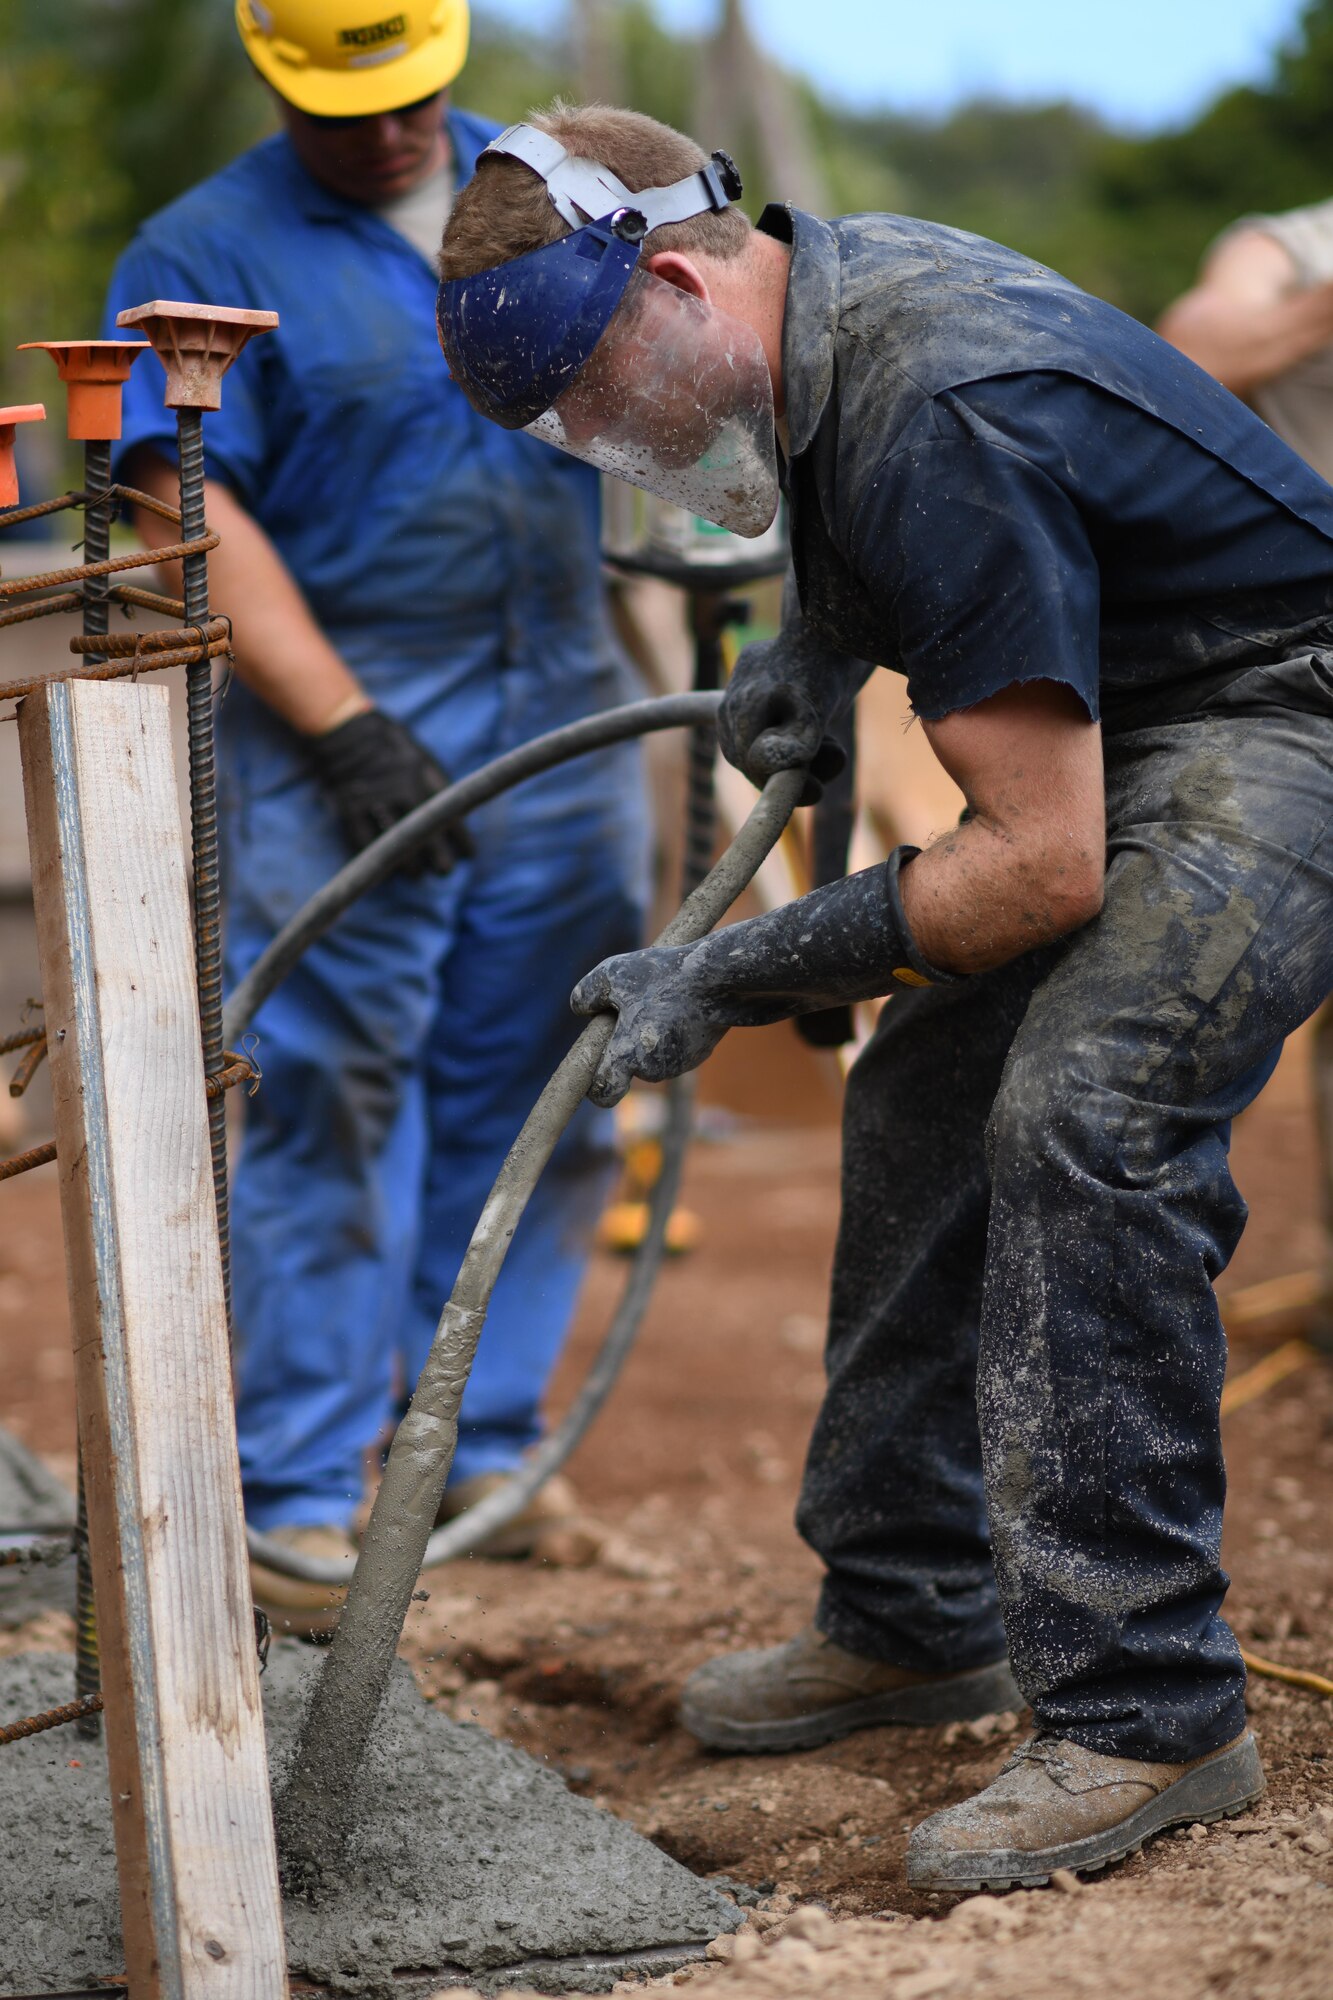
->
[525,266,781,540]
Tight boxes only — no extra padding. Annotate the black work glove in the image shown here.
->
[308,708,473,878]
[718,587,873,805]
[571,848,953,1107]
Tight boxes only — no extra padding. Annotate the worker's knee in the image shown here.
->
[986,1032,1124,1191]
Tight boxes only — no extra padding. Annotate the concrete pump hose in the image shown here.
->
[277,765,807,1873]
[220,691,724,1051]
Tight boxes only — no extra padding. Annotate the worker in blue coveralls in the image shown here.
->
[436,104,1333,1890]
[104,9,647,1636]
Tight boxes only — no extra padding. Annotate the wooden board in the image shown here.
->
[20,679,287,1999]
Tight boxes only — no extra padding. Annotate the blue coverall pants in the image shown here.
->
[222,662,647,1532]
[799,658,1333,1762]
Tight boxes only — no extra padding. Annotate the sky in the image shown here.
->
[479,0,1311,129]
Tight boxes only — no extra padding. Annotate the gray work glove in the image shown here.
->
[308,708,474,878]
[718,591,873,805]
[571,848,951,1107]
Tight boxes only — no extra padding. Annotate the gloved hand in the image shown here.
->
[571,848,952,1106]
[308,708,473,877]
[718,594,872,805]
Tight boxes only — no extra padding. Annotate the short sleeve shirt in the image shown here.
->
[766,206,1333,725]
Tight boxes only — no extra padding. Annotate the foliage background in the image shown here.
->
[5,0,1333,426]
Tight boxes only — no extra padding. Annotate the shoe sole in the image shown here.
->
[906,1733,1265,1892]
[680,1657,1022,1754]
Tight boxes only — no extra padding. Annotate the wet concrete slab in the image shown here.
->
[0,1645,739,1998]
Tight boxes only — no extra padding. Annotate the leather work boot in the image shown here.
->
[435,1471,602,1567]
[680,1624,1022,1752]
[907,1730,1265,1891]
[248,1524,358,1641]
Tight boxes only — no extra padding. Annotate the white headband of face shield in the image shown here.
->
[482,123,740,232]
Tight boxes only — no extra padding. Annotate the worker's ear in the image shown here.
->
[643,251,712,305]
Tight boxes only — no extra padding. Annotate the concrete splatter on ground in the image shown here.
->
[0,1646,737,1997]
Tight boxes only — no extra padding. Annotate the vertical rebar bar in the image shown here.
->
[175,408,231,1325]
[74,1457,100,1737]
[80,439,112,667]
[72,447,114,1735]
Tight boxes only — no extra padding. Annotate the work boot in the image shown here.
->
[907,1730,1265,1891]
[435,1471,602,1567]
[248,1524,358,1641]
[680,1624,1022,1752]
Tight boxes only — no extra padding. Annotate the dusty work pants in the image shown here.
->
[798,660,1333,1763]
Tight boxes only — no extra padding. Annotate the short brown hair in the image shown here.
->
[439,101,752,279]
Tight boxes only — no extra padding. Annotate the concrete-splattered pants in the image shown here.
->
[798,663,1333,1762]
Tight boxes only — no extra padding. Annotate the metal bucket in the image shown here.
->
[600,480,788,591]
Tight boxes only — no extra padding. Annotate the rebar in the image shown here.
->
[80,444,112,667]
[0,1140,56,1181]
[68,618,228,656]
[0,534,218,600]
[176,407,232,1330]
[0,638,229,710]
[0,1692,103,1747]
[0,590,84,631]
[0,1022,45,1057]
[73,1459,100,1737]
[9,1035,47,1097]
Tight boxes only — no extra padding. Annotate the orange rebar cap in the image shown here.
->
[17,340,149,441]
[0,404,46,509]
[115,301,278,411]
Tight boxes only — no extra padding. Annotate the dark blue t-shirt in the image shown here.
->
[769,206,1333,725]
[867,371,1333,721]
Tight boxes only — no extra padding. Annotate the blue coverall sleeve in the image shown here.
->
[849,433,1103,721]
[102,235,271,503]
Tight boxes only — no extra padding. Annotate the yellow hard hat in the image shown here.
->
[236,1,469,117]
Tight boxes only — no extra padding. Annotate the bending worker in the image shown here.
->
[436,107,1333,1891]
[104,10,647,1634]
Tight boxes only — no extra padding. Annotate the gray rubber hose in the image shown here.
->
[221,692,723,1050]
[277,766,806,1876]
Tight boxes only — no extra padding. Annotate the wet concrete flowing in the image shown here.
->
[0,1646,738,1998]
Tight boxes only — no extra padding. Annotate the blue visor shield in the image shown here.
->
[440,236,780,538]
[437,215,643,431]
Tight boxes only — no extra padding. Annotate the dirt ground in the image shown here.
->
[1,1025,1330,1998]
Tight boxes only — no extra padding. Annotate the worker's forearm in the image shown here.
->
[125,450,371,735]
[1158,286,1333,399]
[900,810,1105,976]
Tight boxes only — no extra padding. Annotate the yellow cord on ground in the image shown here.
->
[1214,1297,1331,1696]
[1219,1337,1317,1417]
[1219,1267,1321,1330]
[1239,1648,1333,1698]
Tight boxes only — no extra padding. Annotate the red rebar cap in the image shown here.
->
[115,300,279,412]
[0,404,46,510]
[17,340,149,442]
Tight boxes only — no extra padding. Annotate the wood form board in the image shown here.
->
[19,678,286,1999]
